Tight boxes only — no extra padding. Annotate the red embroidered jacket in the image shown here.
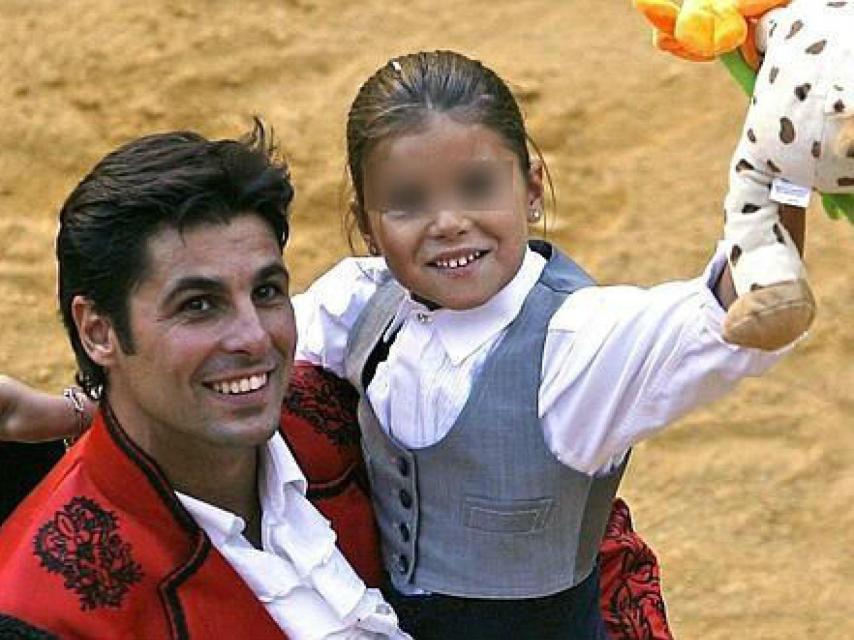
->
[0,407,288,639]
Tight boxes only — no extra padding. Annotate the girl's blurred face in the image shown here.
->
[361,114,543,310]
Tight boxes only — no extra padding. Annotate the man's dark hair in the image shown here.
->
[56,119,293,397]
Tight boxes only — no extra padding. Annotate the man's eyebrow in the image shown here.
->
[255,262,289,284]
[161,276,226,307]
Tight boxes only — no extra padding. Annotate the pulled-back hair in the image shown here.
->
[57,119,293,397]
[345,50,536,245]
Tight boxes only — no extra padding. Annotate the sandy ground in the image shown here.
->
[0,1,851,637]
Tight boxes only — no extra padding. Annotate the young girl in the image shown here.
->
[1,51,797,639]
[292,50,792,638]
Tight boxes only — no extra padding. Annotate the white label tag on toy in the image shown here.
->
[770,178,812,208]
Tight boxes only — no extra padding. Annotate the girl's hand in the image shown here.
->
[0,375,86,443]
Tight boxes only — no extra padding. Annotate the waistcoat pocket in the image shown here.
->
[462,496,554,533]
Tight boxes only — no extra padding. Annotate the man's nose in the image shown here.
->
[223,302,271,356]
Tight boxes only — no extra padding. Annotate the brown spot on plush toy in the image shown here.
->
[736,158,755,172]
[779,117,796,143]
[805,39,827,54]
[786,20,803,39]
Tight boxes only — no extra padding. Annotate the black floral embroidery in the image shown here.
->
[32,496,143,611]
[284,366,361,448]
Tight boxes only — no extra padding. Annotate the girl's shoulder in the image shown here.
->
[293,257,395,373]
[310,256,392,290]
[299,256,393,309]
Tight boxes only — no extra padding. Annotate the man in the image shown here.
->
[0,123,406,639]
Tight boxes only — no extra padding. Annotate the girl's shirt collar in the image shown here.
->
[387,247,547,365]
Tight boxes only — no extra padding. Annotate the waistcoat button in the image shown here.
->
[399,522,410,542]
[399,489,412,509]
[397,457,409,477]
[397,554,409,574]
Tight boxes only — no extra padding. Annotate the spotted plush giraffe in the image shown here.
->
[635,0,854,350]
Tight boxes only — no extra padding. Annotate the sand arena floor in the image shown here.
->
[0,1,851,637]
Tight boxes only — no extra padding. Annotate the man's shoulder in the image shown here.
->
[0,435,188,637]
[0,451,152,634]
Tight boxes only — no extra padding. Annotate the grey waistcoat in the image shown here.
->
[344,242,627,598]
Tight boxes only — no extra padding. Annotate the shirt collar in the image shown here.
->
[391,247,546,365]
[175,432,307,545]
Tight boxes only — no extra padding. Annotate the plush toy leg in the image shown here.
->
[723,160,815,350]
[723,279,815,350]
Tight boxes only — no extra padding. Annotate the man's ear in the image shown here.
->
[71,296,120,367]
[526,158,545,222]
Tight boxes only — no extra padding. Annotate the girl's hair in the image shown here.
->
[345,50,543,249]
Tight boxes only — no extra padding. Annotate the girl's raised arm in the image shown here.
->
[0,376,88,443]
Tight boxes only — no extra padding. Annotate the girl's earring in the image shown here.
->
[365,237,380,256]
[527,207,543,223]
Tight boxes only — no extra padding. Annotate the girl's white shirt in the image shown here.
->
[176,432,411,640]
[293,246,786,476]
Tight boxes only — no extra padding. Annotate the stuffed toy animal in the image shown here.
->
[634,0,854,351]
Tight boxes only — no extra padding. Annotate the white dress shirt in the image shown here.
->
[176,433,410,640]
[293,245,786,475]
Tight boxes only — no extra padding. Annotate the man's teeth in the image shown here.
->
[434,251,483,269]
[211,373,268,395]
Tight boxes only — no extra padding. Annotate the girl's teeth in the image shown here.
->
[435,251,481,269]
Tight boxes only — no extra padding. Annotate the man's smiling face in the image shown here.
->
[100,213,295,456]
